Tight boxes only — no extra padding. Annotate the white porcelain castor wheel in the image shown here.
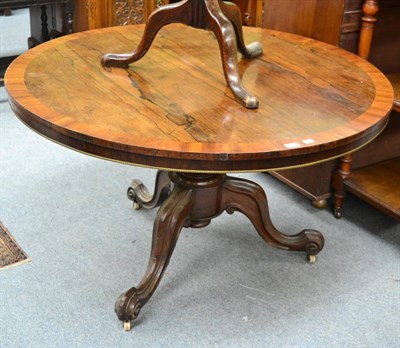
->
[307,254,316,264]
[123,320,132,331]
[133,201,140,210]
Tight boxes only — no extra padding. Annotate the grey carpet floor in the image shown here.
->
[1,84,399,347]
[0,9,30,56]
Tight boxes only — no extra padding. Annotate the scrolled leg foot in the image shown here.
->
[242,41,263,58]
[303,230,324,263]
[241,94,259,109]
[115,288,142,323]
[127,170,173,210]
[222,176,325,258]
[205,0,259,109]
[116,186,194,329]
[304,230,324,253]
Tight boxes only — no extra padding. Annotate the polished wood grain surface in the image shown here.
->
[5,24,394,172]
[386,72,400,112]
[345,158,400,220]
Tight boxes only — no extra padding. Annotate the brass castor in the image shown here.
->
[123,320,132,331]
[127,185,141,210]
[334,207,342,219]
[312,199,327,209]
[307,254,316,264]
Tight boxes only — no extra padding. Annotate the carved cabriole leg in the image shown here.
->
[101,0,262,109]
[219,1,262,59]
[203,0,259,108]
[115,186,195,330]
[332,154,353,218]
[221,176,324,261]
[101,0,192,68]
[127,170,173,210]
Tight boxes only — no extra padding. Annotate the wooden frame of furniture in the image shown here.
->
[0,0,73,40]
[263,0,400,219]
[73,0,169,32]
[332,0,400,220]
[332,0,380,218]
[72,0,261,33]
[5,24,393,329]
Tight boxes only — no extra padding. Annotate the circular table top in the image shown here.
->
[5,24,394,172]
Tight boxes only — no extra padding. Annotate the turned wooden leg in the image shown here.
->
[220,1,262,59]
[332,154,353,218]
[221,176,324,262]
[101,0,192,68]
[40,5,50,42]
[127,170,173,210]
[116,186,195,330]
[358,0,379,60]
[65,0,74,34]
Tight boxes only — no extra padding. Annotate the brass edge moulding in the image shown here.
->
[15,113,390,174]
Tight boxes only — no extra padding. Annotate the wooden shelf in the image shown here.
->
[344,158,400,220]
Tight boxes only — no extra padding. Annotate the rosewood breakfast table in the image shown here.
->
[5,23,393,331]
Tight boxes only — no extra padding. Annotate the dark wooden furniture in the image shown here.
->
[5,25,393,330]
[72,0,167,32]
[332,0,380,218]
[0,0,73,43]
[260,0,346,47]
[72,0,258,32]
[260,0,400,218]
[332,0,400,221]
[335,71,400,220]
[260,0,399,63]
[342,158,400,219]
[0,0,74,84]
[0,8,13,16]
[229,0,260,26]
